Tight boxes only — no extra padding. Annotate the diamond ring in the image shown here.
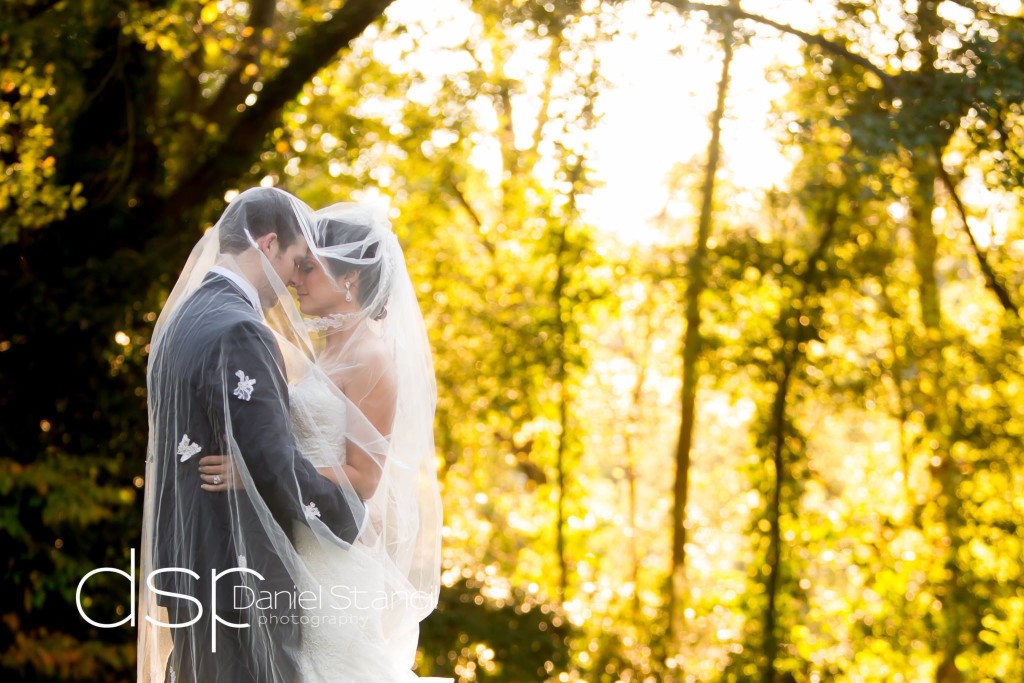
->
[213,475,222,485]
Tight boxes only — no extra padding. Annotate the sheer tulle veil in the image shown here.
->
[137,188,444,682]
[303,200,445,668]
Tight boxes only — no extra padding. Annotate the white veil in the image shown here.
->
[137,188,445,682]
[297,200,445,671]
[308,201,443,600]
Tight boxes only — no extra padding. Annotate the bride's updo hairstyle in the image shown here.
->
[314,214,393,321]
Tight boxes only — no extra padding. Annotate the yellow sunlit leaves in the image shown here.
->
[200,2,219,25]
[0,66,84,244]
[5,0,1024,679]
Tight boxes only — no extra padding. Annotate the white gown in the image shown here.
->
[289,372,451,683]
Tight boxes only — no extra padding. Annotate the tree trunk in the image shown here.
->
[761,351,795,683]
[667,14,735,653]
[909,154,967,683]
[553,223,570,604]
[624,308,655,621]
[760,195,839,683]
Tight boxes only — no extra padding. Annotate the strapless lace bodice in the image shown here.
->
[289,371,346,467]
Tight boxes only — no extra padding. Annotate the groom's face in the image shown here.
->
[275,239,309,289]
[261,233,309,288]
[252,233,309,307]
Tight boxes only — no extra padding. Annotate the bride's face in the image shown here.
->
[295,257,356,317]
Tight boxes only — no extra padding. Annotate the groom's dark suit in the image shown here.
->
[148,273,364,682]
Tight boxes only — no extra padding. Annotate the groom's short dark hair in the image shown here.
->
[218,187,304,255]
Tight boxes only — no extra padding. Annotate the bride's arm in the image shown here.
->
[319,345,396,500]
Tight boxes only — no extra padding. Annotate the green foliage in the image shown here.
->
[4,1,1024,681]
[0,62,85,242]
[420,577,573,680]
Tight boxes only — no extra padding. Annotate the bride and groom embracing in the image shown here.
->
[137,187,451,683]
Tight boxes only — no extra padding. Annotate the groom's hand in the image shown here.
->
[198,454,245,491]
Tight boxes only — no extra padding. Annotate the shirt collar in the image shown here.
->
[209,265,264,319]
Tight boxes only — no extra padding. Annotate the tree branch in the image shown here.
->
[444,173,497,257]
[944,0,1024,23]
[201,0,278,130]
[935,152,1019,317]
[12,0,62,23]
[660,0,899,95]
[529,33,563,158]
[164,0,395,213]
[445,174,482,228]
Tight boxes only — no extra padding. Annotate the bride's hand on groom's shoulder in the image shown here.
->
[198,454,245,492]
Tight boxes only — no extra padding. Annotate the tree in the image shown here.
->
[666,2,739,659]
[1,1,393,677]
[657,1,1024,679]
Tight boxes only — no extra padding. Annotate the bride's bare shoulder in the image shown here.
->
[323,335,394,390]
[349,334,392,369]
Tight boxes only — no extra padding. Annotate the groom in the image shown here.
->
[148,187,365,682]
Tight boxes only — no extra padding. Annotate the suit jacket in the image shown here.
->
[147,273,364,614]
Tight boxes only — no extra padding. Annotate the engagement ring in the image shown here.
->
[213,475,222,485]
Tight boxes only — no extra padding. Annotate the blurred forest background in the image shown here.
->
[2,0,1024,681]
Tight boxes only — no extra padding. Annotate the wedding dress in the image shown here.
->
[290,370,451,683]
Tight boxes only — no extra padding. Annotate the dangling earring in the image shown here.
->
[345,281,352,303]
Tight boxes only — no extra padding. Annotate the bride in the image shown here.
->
[201,202,450,682]
[139,189,448,682]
